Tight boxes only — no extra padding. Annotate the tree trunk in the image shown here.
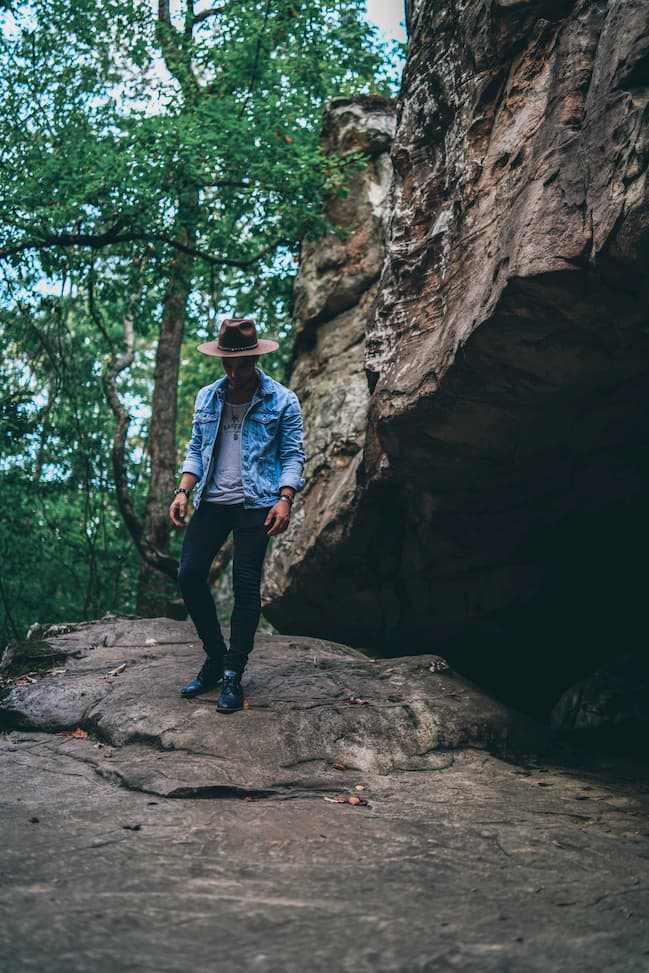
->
[136,196,197,616]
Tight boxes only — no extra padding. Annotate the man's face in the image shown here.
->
[222,355,259,389]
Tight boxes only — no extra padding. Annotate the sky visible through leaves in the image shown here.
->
[0,0,405,642]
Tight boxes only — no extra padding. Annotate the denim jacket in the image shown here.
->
[181,366,306,509]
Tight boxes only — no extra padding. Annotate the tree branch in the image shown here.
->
[192,6,223,26]
[207,535,233,585]
[100,265,143,545]
[97,255,179,580]
[1,230,286,268]
[156,0,199,98]
[158,0,172,27]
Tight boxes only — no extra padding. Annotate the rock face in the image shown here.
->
[264,0,649,715]
[552,653,649,746]
[263,96,396,627]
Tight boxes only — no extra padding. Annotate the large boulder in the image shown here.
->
[262,95,396,630]
[0,617,544,796]
[264,0,649,715]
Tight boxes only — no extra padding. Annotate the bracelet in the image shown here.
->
[174,487,191,497]
[278,494,293,505]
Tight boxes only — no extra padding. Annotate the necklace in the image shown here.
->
[226,400,250,442]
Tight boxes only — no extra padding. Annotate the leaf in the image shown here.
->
[324,794,368,807]
[57,727,88,738]
[333,762,346,770]
[109,663,127,675]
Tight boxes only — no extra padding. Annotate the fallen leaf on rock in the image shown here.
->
[57,728,88,738]
[343,695,370,705]
[109,663,127,676]
[48,668,67,677]
[243,699,250,709]
[17,676,36,685]
[354,785,365,791]
[324,795,368,807]
[333,762,346,771]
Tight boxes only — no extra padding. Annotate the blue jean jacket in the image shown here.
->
[181,366,306,509]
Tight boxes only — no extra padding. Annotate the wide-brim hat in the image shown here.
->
[197,317,279,357]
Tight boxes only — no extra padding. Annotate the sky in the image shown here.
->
[366,0,406,41]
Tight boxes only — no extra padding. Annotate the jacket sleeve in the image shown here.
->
[278,393,306,492]
[180,392,205,479]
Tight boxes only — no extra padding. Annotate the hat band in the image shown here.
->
[217,339,259,351]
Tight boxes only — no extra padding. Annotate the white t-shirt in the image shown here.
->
[204,399,251,504]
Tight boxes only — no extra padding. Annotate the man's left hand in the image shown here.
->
[265,501,291,536]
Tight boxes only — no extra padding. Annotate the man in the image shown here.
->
[169,317,305,713]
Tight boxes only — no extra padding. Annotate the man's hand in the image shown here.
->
[169,493,188,527]
[265,500,291,536]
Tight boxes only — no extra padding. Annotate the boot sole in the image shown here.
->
[215,702,244,713]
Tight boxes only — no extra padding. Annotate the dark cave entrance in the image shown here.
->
[370,268,649,728]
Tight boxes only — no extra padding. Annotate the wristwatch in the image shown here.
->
[174,487,191,497]
[278,494,293,505]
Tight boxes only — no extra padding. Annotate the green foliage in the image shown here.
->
[0,298,144,643]
[0,0,401,645]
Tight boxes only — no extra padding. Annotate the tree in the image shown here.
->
[0,296,144,643]
[0,0,400,618]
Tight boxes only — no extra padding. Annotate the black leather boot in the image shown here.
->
[215,670,244,713]
[180,656,224,697]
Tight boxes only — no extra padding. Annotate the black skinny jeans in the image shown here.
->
[177,502,271,675]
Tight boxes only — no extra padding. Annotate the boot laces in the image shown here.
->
[223,672,240,691]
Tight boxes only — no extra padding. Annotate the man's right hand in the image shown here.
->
[169,493,188,527]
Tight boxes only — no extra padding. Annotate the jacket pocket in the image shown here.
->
[247,411,279,436]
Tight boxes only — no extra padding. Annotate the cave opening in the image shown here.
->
[366,268,649,735]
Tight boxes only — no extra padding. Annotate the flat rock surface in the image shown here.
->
[1,617,649,972]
